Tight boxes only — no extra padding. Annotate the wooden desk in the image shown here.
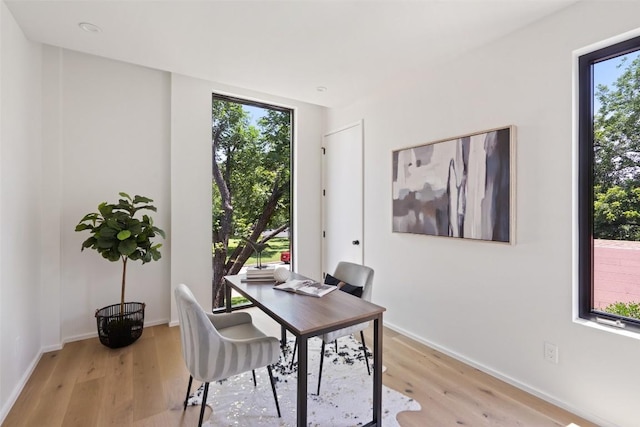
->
[224,273,385,427]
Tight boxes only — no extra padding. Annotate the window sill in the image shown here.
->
[574,317,640,340]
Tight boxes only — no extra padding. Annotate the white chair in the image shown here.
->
[288,262,375,395]
[174,283,281,427]
[317,262,374,394]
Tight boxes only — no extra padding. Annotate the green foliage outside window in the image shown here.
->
[593,55,640,241]
[593,185,640,240]
[603,301,640,320]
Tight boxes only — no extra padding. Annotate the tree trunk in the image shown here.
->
[211,179,286,308]
[211,132,234,308]
[120,257,128,314]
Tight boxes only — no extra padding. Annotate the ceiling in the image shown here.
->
[5,0,577,108]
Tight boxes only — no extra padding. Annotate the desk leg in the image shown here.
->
[373,315,383,425]
[280,325,287,348]
[225,281,231,313]
[296,336,307,427]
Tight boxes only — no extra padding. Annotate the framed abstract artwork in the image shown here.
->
[392,126,515,243]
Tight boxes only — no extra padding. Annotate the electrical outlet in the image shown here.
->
[544,342,558,364]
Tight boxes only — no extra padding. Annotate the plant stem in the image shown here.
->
[121,257,128,314]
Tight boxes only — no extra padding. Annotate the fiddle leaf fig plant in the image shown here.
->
[75,192,166,311]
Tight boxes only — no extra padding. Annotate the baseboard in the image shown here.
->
[63,330,97,344]
[0,349,43,425]
[41,343,63,352]
[62,317,170,344]
[141,318,170,328]
[383,321,611,427]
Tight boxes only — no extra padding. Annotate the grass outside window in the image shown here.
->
[225,237,289,266]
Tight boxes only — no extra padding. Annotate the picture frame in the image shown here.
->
[392,126,516,243]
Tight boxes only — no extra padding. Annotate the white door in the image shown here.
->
[322,121,364,277]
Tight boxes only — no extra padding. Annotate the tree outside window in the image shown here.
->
[211,95,292,309]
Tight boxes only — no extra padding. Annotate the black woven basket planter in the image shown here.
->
[95,302,145,349]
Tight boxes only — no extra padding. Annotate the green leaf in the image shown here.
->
[137,205,157,212]
[105,218,122,231]
[78,213,99,223]
[133,195,153,204]
[97,238,115,249]
[105,250,121,262]
[150,247,162,261]
[81,237,96,251]
[128,221,142,236]
[98,227,117,239]
[119,192,132,200]
[112,211,131,222]
[75,223,93,232]
[117,230,132,240]
[98,202,113,218]
[118,239,137,256]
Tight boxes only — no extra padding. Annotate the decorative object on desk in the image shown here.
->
[242,237,270,269]
[243,265,275,282]
[273,266,291,283]
[75,192,166,348]
[188,335,420,426]
[273,279,337,297]
[392,126,516,243]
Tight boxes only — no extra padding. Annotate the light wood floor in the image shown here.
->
[3,308,597,427]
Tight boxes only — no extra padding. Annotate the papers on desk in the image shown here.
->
[273,279,337,298]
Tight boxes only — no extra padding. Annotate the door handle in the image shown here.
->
[352,240,360,245]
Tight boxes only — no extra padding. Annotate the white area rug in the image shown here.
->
[187,335,421,426]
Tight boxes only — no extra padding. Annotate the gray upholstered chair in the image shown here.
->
[316,261,374,394]
[174,283,281,427]
[288,261,374,395]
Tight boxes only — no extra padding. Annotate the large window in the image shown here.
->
[210,94,292,310]
[579,36,640,331]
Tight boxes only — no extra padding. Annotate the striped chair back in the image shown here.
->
[176,283,261,383]
[174,283,283,423]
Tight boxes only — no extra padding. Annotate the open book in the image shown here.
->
[273,279,337,298]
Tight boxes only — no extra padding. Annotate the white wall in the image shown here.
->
[39,48,324,338]
[327,2,640,426]
[0,1,43,419]
[169,73,325,324]
[40,45,62,350]
[47,49,172,341]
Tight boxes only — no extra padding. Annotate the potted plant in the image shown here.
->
[75,192,166,348]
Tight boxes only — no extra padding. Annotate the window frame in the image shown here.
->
[578,35,640,332]
[210,93,294,313]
